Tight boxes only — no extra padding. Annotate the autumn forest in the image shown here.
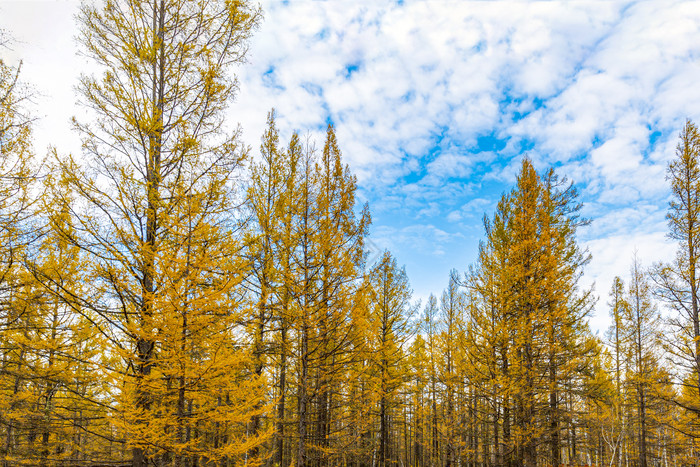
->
[0,1,699,466]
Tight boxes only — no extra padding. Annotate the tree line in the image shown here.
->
[0,0,699,466]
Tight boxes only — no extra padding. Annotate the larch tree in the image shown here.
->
[406,333,430,466]
[422,294,442,467]
[605,276,630,467]
[51,1,267,465]
[365,250,414,467]
[625,254,662,467]
[290,141,319,467]
[0,31,34,273]
[505,158,547,467]
[0,31,42,464]
[288,126,369,466]
[538,168,593,467]
[245,109,285,460]
[342,280,376,466]
[466,195,515,466]
[438,270,464,467]
[312,124,369,463]
[273,131,304,467]
[20,172,117,464]
[463,158,593,466]
[653,119,700,449]
[245,116,374,466]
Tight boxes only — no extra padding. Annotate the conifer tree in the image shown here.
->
[538,168,593,466]
[0,32,33,266]
[26,174,114,464]
[366,251,414,467]
[466,196,515,466]
[464,158,593,465]
[438,270,464,467]
[245,109,286,461]
[505,159,544,466]
[0,32,44,464]
[605,276,630,467]
[653,119,700,450]
[312,124,369,463]
[422,294,442,466]
[625,255,661,467]
[274,132,304,467]
[406,333,430,466]
[52,1,266,464]
[0,30,35,370]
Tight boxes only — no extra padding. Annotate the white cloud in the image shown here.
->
[446,197,494,224]
[0,1,83,156]
[371,223,463,260]
[3,0,700,334]
[582,232,676,334]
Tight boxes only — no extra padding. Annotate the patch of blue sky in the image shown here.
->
[245,0,700,327]
[419,63,438,74]
[516,138,536,154]
[349,8,382,31]
[507,96,545,122]
[396,165,423,186]
[261,66,285,92]
[369,144,508,301]
[313,27,329,41]
[344,62,361,79]
[648,129,662,146]
[301,82,323,97]
[476,134,507,153]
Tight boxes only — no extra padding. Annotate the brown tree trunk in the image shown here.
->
[134,2,165,464]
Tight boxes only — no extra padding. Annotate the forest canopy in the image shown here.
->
[0,1,699,466]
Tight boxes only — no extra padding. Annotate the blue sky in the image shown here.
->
[3,1,700,333]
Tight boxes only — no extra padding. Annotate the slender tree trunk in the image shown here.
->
[635,280,648,467]
[135,2,165,465]
[41,305,60,465]
[683,154,700,410]
[250,266,268,462]
[689,223,700,453]
[317,281,330,465]
[638,383,648,467]
[550,358,560,466]
[175,308,188,467]
[431,397,438,467]
[494,398,500,467]
[297,178,311,467]
[502,352,511,467]
[523,342,536,467]
[277,313,288,466]
[446,348,454,467]
[380,303,389,467]
[380,392,388,467]
[297,304,309,467]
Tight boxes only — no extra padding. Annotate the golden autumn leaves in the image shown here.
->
[2,1,700,466]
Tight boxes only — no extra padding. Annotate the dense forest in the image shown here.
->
[0,1,699,466]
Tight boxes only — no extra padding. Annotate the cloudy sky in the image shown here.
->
[2,0,699,333]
